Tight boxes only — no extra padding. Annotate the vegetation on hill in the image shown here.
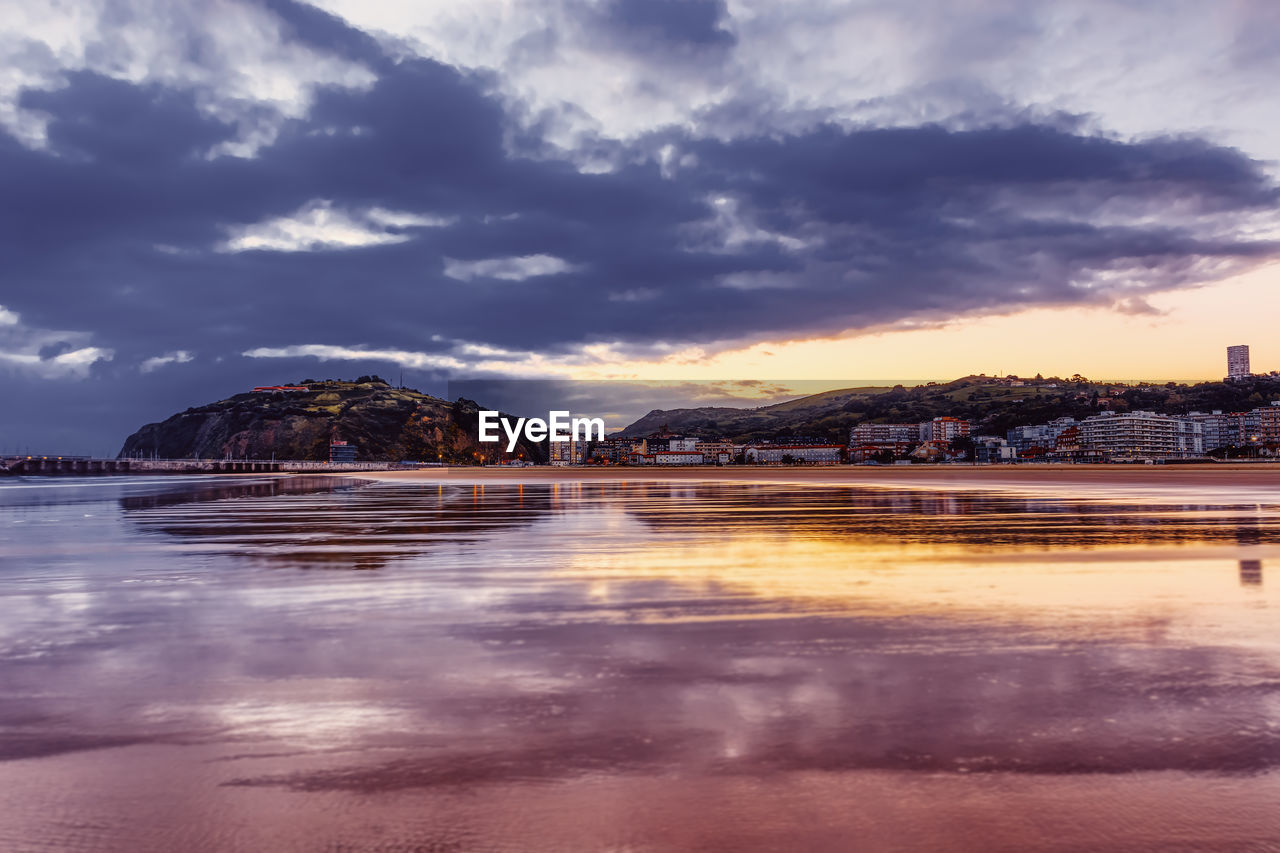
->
[620,375,1280,443]
[118,378,546,463]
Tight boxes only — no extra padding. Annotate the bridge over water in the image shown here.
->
[0,456,396,476]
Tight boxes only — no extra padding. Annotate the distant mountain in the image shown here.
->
[118,377,545,463]
[618,375,1280,442]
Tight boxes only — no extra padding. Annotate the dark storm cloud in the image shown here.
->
[0,2,1278,451]
[591,0,736,52]
[255,0,394,70]
[6,63,1274,350]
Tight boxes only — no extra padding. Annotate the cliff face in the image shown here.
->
[118,380,546,463]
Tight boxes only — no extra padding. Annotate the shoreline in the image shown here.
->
[8,464,1280,502]
[362,463,1280,495]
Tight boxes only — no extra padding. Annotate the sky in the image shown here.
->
[2,0,1279,453]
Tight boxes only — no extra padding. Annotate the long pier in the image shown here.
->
[0,456,396,476]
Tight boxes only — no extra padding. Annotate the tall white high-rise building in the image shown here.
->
[1227,344,1251,379]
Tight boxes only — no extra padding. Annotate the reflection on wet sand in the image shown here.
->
[1240,559,1264,585]
[120,481,568,571]
[1,478,1279,851]
[122,481,1280,568]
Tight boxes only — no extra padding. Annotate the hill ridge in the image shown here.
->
[618,375,1280,442]
[119,378,545,463]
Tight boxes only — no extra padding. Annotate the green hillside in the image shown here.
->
[119,377,546,463]
[619,374,1280,442]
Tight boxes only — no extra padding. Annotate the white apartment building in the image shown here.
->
[1079,411,1203,459]
[743,444,843,465]
[850,423,919,446]
[1174,418,1204,457]
[1185,411,1235,451]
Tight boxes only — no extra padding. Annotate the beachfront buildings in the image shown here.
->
[1250,402,1280,445]
[1186,411,1234,452]
[1077,411,1203,459]
[1004,401,1280,460]
[1221,402,1280,449]
[622,432,737,465]
[919,417,971,443]
[972,436,1017,463]
[549,436,590,466]
[1228,345,1251,380]
[849,423,919,461]
[587,437,636,464]
[851,423,920,445]
[586,433,744,465]
[1182,402,1280,451]
[848,419,974,461]
[616,433,745,465]
[640,435,698,454]
[1047,425,1103,463]
[628,450,704,465]
[549,437,572,465]
[565,398,1280,467]
[743,444,843,465]
[1174,418,1204,457]
[695,440,737,465]
[1006,417,1078,456]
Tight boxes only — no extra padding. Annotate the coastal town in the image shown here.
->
[551,345,1280,467]
[14,348,1278,473]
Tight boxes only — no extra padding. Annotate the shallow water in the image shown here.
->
[1,475,1279,851]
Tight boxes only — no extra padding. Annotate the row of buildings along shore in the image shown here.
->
[550,345,1279,466]
[549,402,1280,467]
[552,432,849,467]
[988,403,1280,463]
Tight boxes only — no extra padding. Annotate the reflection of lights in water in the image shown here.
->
[1239,559,1263,586]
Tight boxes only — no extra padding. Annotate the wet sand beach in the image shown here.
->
[2,473,1279,851]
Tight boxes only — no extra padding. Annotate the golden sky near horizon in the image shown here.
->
[585,263,1279,385]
